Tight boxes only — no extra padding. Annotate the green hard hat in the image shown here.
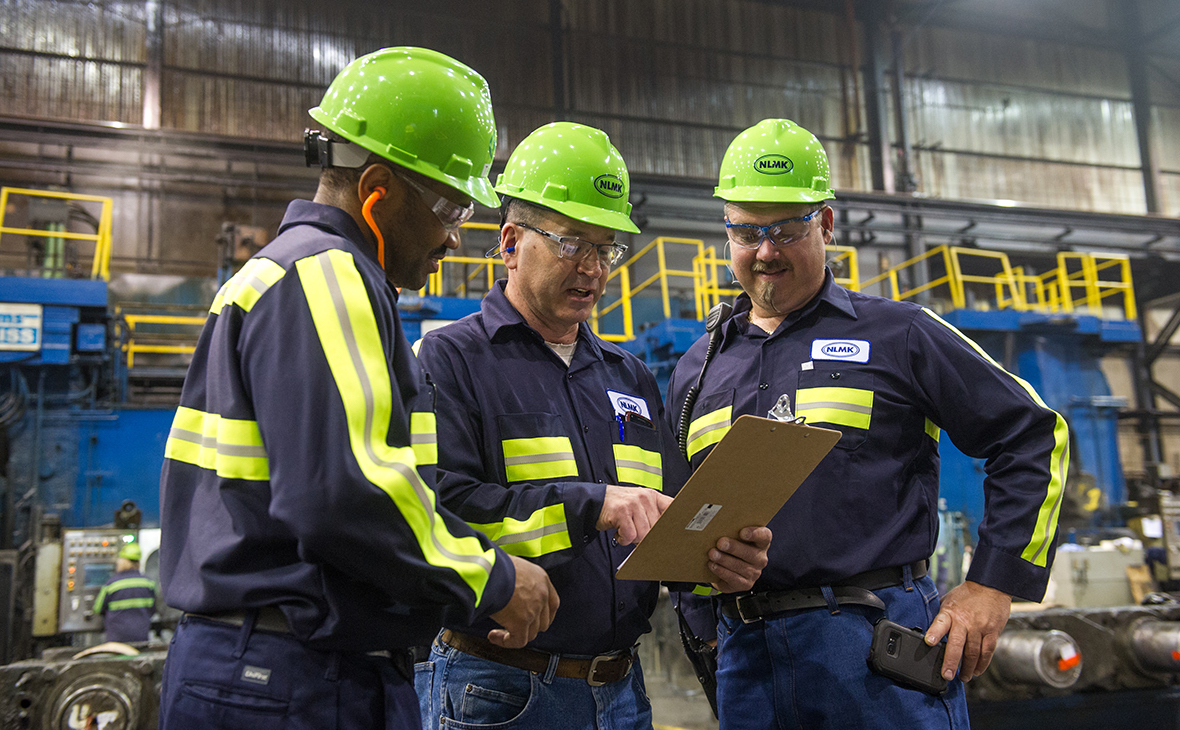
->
[309,47,500,208]
[495,122,640,233]
[715,119,835,204]
[118,543,142,562]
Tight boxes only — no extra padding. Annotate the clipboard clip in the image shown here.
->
[768,394,806,424]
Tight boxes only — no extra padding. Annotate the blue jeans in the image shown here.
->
[160,615,420,730]
[415,635,653,729]
[715,574,970,730]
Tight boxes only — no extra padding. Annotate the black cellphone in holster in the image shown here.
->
[866,619,949,695]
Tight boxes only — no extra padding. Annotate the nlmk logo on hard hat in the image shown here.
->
[594,174,625,199]
[754,154,794,175]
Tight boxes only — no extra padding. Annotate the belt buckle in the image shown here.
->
[734,594,761,624]
[587,655,610,687]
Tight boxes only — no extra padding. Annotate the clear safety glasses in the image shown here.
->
[397,172,475,233]
[517,222,629,267]
[724,208,822,250]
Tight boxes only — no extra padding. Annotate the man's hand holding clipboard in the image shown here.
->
[616,415,841,584]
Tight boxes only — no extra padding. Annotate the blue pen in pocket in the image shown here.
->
[615,413,626,442]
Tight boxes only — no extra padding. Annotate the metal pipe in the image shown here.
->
[1130,618,1180,673]
[990,630,1083,688]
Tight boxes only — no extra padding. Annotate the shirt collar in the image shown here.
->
[481,280,620,363]
[726,267,857,343]
[279,199,376,265]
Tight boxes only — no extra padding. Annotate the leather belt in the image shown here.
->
[185,607,292,634]
[720,561,928,624]
[439,630,633,687]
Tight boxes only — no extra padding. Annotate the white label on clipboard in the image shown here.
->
[685,504,722,531]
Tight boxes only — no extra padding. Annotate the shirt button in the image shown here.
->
[567,374,574,380]
[758,383,768,390]
[597,479,604,483]
[618,601,626,610]
[830,372,841,380]
[584,426,590,433]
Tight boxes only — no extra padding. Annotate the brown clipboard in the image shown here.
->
[616,414,841,583]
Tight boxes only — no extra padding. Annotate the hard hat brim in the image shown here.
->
[714,186,835,204]
[496,188,641,234]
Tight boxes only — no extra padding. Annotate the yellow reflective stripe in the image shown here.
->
[925,418,941,442]
[692,584,720,596]
[613,444,663,491]
[923,308,1069,567]
[105,577,156,592]
[108,597,155,610]
[297,249,498,604]
[502,437,578,482]
[411,412,437,466]
[795,387,873,430]
[209,258,287,314]
[687,406,732,459]
[468,504,572,558]
[164,406,270,480]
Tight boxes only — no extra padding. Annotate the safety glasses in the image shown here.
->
[516,223,628,267]
[724,208,822,250]
[397,172,475,233]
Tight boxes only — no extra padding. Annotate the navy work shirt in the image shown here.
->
[159,200,516,652]
[94,568,157,643]
[668,270,1068,604]
[418,281,691,655]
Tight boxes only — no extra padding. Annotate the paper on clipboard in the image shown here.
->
[616,414,841,583]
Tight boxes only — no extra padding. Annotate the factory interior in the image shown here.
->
[3,0,1180,728]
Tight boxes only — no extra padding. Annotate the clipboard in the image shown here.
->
[616,414,841,583]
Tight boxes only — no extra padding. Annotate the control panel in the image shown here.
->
[59,529,138,632]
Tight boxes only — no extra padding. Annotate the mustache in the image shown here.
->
[429,245,449,259]
[751,260,791,275]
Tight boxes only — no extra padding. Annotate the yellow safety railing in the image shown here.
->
[861,246,1136,320]
[118,312,207,368]
[0,187,114,280]
[593,237,711,342]
[827,245,861,292]
[419,222,504,297]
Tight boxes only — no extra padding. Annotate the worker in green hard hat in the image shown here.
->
[92,541,158,644]
[667,119,1067,728]
[158,47,558,730]
[415,121,771,729]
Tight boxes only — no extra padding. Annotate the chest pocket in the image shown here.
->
[795,371,874,450]
[497,413,579,484]
[613,420,663,491]
[686,389,735,463]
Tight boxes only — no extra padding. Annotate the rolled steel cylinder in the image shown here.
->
[990,630,1083,688]
[1130,619,1180,673]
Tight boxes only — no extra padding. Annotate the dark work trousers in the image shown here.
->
[159,614,420,730]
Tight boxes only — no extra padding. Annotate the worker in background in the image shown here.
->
[667,118,1070,729]
[415,121,772,730]
[158,48,558,730]
[92,542,157,644]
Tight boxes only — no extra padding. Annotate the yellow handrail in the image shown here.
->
[0,187,114,280]
[118,312,207,368]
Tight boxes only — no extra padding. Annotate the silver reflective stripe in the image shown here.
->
[688,419,729,444]
[797,400,873,415]
[168,427,202,446]
[495,522,568,547]
[411,433,437,445]
[167,427,265,458]
[615,459,662,476]
[504,452,576,466]
[317,255,493,575]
